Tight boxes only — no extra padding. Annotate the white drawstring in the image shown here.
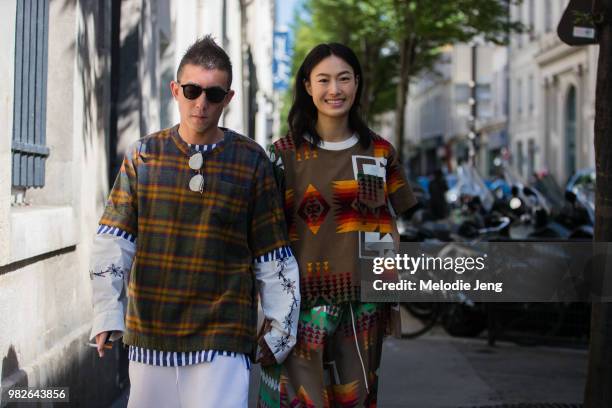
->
[349,303,370,395]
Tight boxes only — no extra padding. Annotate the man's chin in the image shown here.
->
[188,121,211,133]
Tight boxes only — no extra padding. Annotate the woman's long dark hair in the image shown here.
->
[288,43,372,149]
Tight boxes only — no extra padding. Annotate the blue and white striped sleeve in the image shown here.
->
[89,225,136,343]
[253,246,300,364]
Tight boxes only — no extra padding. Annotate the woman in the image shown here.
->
[259,43,416,407]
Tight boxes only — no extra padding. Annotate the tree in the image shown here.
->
[584,0,612,406]
[290,0,522,161]
[388,0,522,160]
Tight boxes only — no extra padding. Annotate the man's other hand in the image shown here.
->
[95,331,111,358]
[257,338,277,367]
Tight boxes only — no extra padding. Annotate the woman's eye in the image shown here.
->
[340,77,351,82]
[318,79,328,83]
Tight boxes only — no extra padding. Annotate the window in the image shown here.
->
[517,79,522,116]
[12,0,50,189]
[545,0,553,32]
[528,0,535,39]
[222,0,228,49]
[454,84,470,103]
[503,66,509,116]
[476,84,492,102]
[528,75,534,114]
[528,139,536,177]
[515,3,524,48]
[565,86,577,179]
[517,141,525,177]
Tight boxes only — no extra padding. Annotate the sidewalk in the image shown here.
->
[378,335,586,407]
[111,334,587,407]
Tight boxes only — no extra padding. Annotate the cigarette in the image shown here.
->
[87,342,113,349]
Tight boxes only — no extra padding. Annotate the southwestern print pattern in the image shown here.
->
[332,180,392,234]
[298,184,330,235]
[270,133,416,307]
[258,303,387,408]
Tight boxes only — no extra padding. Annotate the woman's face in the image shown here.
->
[305,55,358,121]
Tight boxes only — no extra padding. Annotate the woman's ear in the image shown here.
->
[304,79,313,96]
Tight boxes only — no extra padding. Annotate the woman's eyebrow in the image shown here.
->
[315,71,353,77]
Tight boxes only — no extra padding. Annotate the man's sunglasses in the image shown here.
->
[179,83,228,103]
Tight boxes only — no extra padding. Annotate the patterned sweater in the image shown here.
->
[269,133,416,308]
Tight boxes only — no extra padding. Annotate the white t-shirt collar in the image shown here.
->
[304,133,359,151]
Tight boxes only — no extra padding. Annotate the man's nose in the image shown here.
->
[193,91,209,108]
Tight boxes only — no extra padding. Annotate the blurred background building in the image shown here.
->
[508,0,596,185]
[404,0,597,187]
[404,43,504,178]
[0,0,280,405]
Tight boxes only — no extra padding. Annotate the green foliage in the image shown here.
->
[278,88,293,137]
[572,10,597,27]
[286,0,524,122]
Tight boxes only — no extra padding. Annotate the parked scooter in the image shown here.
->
[488,163,593,240]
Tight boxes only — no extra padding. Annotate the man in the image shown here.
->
[89,36,300,407]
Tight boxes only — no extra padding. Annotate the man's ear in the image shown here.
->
[223,89,235,107]
[170,81,180,100]
[304,79,312,96]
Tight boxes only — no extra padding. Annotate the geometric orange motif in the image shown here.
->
[295,386,318,408]
[331,380,360,407]
[297,184,330,234]
[333,180,392,234]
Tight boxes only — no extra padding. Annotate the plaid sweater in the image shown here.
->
[99,125,289,354]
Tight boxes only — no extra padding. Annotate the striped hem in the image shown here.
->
[128,346,251,370]
[253,246,293,264]
[97,224,137,243]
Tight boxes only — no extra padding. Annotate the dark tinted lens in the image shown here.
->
[204,87,227,103]
[182,84,203,100]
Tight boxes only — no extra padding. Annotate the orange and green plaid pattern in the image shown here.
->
[100,125,289,354]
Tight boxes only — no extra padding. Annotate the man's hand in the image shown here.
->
[95,331,111,358]
[257,337,277,367]
[256,319,277,367]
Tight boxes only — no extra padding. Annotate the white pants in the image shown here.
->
[127,355,249,408]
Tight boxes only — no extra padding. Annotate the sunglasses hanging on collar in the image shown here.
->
[188,152,205,193]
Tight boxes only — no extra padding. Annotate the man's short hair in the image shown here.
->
[177,35,233,88]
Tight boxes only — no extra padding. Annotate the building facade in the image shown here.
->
[404,0,597,185]
[404,43,503,177]
[508,0,597,185]
[1,2,131,405]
